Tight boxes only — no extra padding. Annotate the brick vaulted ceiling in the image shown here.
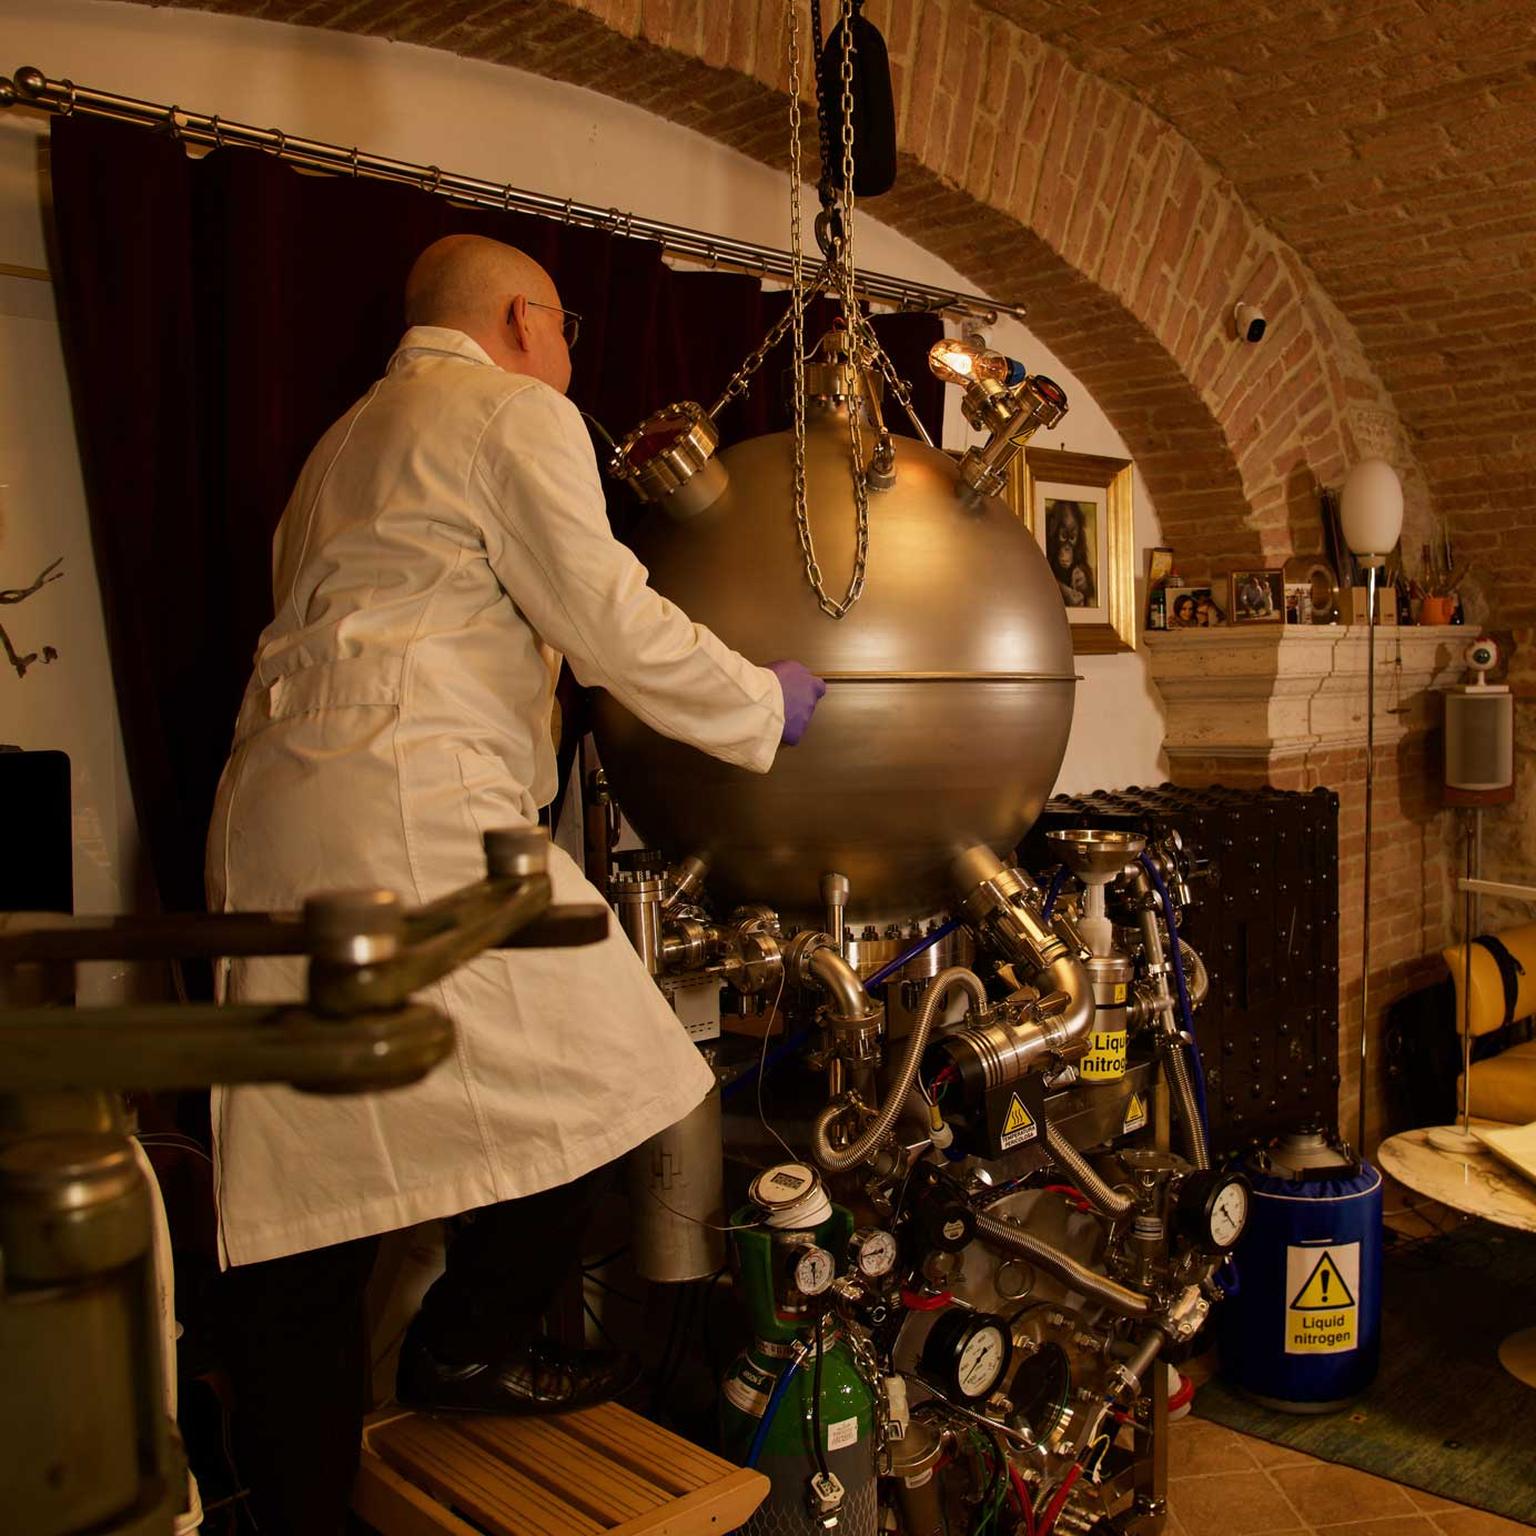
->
[134,0,1536,623]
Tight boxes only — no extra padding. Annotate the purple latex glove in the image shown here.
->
[767,660,828,746]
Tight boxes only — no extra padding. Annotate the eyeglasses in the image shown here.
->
[521,299,581,350]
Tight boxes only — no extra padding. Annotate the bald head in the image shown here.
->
[404,235,572,392]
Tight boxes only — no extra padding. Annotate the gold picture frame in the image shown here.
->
[1010,448,1136,655]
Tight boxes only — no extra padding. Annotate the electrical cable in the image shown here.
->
[1009,1461,1036,1536]
[755,968,798,1164]
[1035,1462,1082,1536]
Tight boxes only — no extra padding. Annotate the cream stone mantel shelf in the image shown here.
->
[1143,625,1467,761]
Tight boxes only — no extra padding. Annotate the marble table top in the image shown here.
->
[1378,1124,1536,1234]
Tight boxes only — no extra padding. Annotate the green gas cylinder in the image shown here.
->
[719,1164,879,1535]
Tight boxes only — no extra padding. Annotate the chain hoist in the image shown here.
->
[787,0,871,620]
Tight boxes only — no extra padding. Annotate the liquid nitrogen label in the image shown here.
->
[999,1093,1039,1150]
[1081,1027,1128,1081]
[1284,1243,1359,1354]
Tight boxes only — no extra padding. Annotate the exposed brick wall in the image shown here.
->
[148,0,1425,588]
[981,0,1536,627]
[1168,738,1457,1155]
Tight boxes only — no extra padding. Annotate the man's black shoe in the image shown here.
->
[395,1330,642,1415]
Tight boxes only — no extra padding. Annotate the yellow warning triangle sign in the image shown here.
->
[1001,1094,1035,1136]
[1123,1092,1147,1126]
[1289,1250,1355,1311]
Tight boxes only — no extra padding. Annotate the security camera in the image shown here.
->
[1233,302,1267,343]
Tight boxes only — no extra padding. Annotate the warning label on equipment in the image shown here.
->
[1121,1091,1149,1135]
[1284,1243,1359,1355]
[999,1093,1039,1150]
[1081,1028,1128,1081]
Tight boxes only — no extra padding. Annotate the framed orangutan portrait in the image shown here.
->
[1010,448,1136,654]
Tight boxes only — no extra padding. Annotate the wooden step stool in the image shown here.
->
[355,1403,770,1536]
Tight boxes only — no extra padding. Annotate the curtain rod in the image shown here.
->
[3,65,1023,325]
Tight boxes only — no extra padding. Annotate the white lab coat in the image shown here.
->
[207,326,782,1268]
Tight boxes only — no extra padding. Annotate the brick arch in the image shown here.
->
[154,0,1421,575]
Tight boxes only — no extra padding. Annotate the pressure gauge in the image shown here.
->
[1178,1170,1252,1252]
[791,1244,837,1297]
[919,1308,1014,1403]
[848,1228,898,1281]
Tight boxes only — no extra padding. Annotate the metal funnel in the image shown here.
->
[1045,828,1146,885]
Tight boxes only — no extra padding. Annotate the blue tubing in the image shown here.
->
[1041,865,1068,921]
[865,918,961,990]
[745,1354,802,1467]
[1138,853,1211,1129]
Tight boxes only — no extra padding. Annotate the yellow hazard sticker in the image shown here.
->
[1081,1028,1128,1081]
[1112,982,1128,1003]
[1121,1091,1149,1134]
[999,1093,1038,1149]
[1285,1243,1359,1354]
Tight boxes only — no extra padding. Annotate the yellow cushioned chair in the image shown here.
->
[1441,922,1536,1125]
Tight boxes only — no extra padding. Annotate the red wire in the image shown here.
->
[899,1287,955,1311]
[1042,1183,1092,1213]
[1038,1463,1082,1536]
[1010,1464,1036,1536]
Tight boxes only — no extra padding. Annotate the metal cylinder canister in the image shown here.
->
[1080,955,1133,1083]
[625,1080,725,1282]
[1218,1133,1383,1411]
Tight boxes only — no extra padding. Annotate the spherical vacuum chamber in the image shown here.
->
[593,402,1076,919]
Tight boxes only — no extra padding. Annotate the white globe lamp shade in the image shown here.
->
[1340,458,1403,561]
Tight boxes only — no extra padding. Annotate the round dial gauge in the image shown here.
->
[1179,1170,1252,1252]
[849,1228,898,1280]
[920,1308,1014,1404]
[792,1245,836,1297]
[956,1324,1009,1399]
[1209,1180,1249,1249]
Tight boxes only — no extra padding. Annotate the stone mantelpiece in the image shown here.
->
[1144,625,1466,761]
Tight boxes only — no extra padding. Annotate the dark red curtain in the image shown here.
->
[47,114,943,919]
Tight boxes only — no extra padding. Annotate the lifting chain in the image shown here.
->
[706,254,832,420]
[787,0,870,620]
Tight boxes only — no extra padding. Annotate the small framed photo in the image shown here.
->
[1165,585,1224,629]
[1230,569,1285,624]
[1284,583,1313,624]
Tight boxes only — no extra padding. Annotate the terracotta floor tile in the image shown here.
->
[1311,1518,1442,1536]
[1403,1490,1460,1515]
[1168,1419,1260,1478]
[1269,1463,1420,1526]
[1239,1436,1321,1470]
[1430,1511,1536,1536]
[1168,1470,1304,1536]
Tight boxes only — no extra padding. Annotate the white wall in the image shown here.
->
[0,0,1169,923]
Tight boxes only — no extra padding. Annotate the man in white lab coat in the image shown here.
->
[207,235,826,1535]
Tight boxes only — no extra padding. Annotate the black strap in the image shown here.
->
[1472,934,1527,1029]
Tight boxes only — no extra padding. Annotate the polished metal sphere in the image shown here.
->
[593,402,1076,918]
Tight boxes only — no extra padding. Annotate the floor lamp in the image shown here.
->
[1339,457,1403,1160]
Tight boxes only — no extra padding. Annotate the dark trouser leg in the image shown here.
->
[411,1167,607,1364]
[219,1233,381,1536]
